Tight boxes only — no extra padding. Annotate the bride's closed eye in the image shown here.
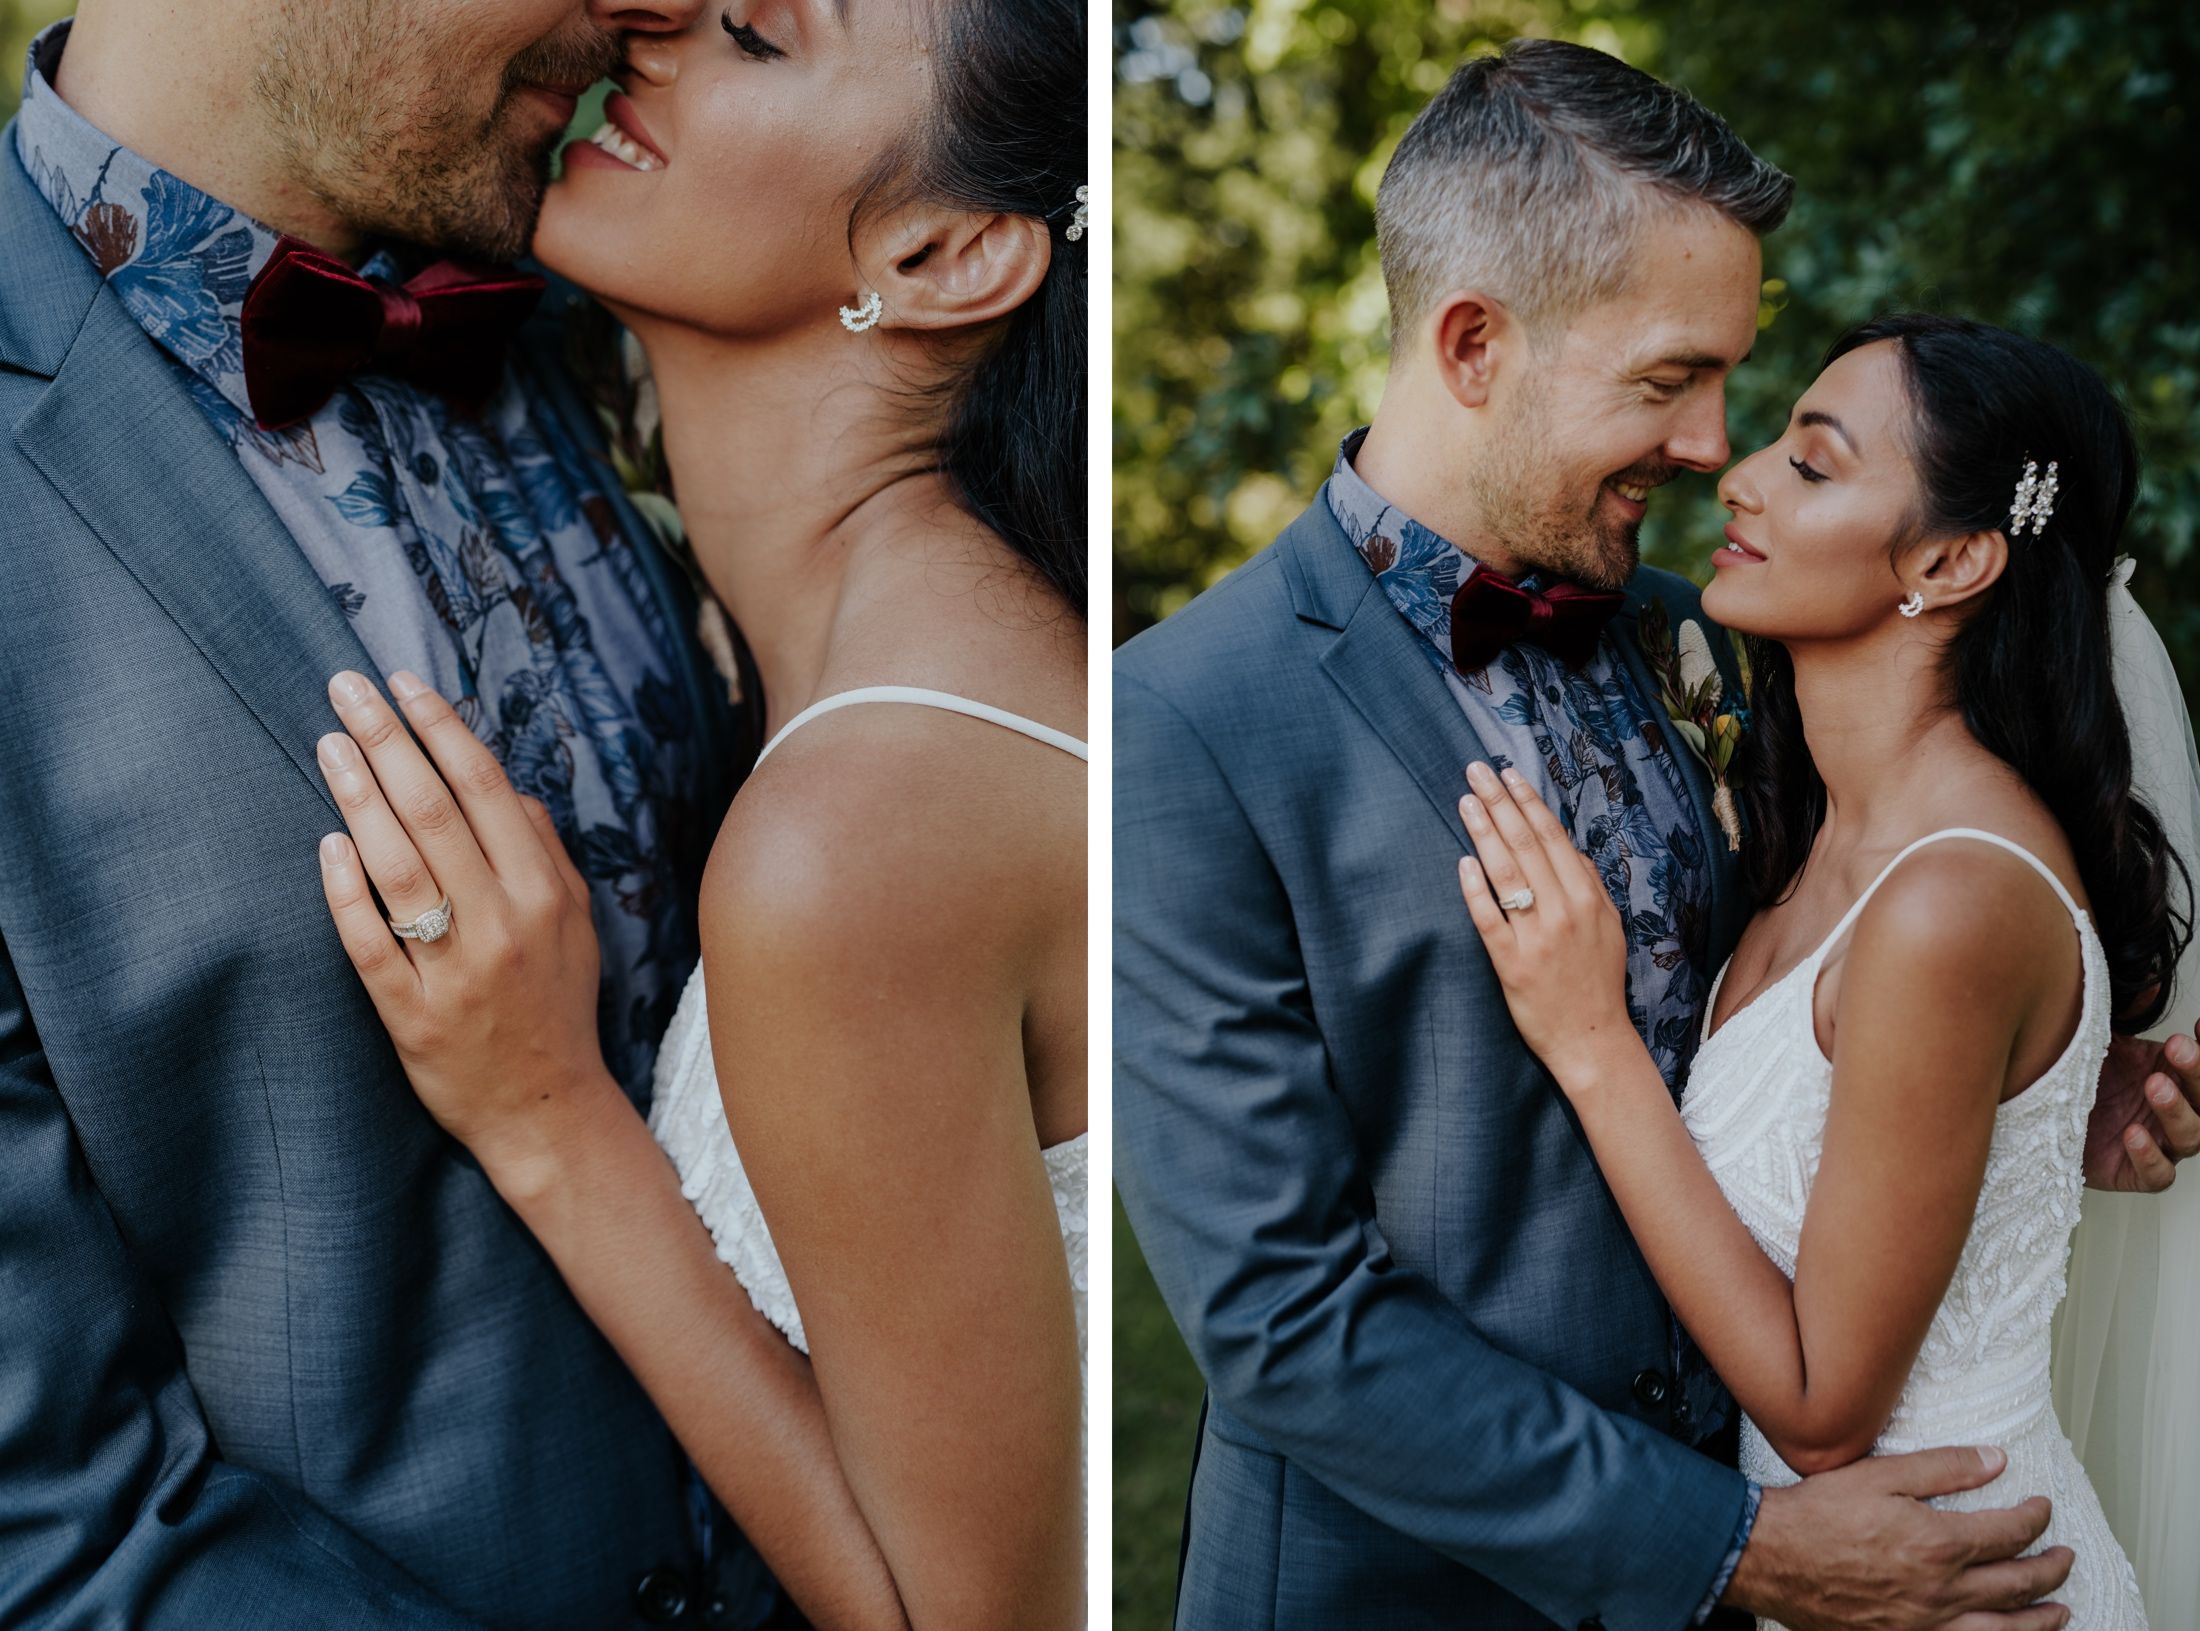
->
[1788,455,1828,484]
[721,11,785,61]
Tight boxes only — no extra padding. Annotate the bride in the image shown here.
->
[305,4,1086,1629]
[1455,314,2185,1630]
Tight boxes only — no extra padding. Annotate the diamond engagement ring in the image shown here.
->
[1498,888,1536,913]
[390,896,454,943]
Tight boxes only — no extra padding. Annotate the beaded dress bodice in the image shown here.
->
[1679,830,2146,1630]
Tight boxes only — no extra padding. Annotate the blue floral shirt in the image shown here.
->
[1328,431,1756,1619]
[16,21,702,1096]
[1328,431,1714,1086]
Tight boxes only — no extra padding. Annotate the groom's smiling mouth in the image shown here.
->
[519,79,596,125]
[1602,475,1670,519]
[584,94,669,172]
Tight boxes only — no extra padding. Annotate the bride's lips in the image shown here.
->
[1716,522,1769,567]
[566,92,670,174]
[603,93,669,165]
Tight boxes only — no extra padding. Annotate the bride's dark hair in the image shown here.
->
[1736,312,2191,1028]
[852,0,1086,619]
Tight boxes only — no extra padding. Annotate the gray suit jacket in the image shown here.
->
[1114,492,1753,1631]
[0,130,778,1629]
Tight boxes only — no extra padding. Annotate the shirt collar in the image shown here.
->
[1328,426,1493,672]
[13,18,402,421]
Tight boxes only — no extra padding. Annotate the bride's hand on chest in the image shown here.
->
[310,668,619,1177]
[1453,759,1639,1087]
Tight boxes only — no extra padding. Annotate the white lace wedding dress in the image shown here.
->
[646,689,1089,1441]
[1680,829,2148,1631]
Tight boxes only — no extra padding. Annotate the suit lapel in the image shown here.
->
[14,289,380,824]
[1278,494,1495,846]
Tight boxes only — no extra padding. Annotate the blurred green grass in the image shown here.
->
[1114,1193,1203,1630]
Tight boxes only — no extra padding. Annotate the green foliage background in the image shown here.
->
[1114,0,2200,655]
[1114,2,2200,1625]
[0,0,69,116]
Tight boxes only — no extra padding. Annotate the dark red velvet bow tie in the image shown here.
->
[1449,562,1626,674]
[240,235,545,431]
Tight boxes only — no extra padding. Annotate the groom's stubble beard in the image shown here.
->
[253,2,623,264]
[1469,376,1649,593]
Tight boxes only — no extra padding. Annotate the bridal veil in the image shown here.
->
[2052,558,2200,1628]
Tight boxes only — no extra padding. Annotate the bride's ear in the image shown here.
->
[866,208,1051,334]
[1909,526,2009,611]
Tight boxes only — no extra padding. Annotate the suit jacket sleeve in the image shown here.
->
[1113,667,1748,1631]
[0,935,484,1630]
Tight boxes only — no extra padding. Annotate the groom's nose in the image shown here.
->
[1662,383,1732,474]
[588,0,706,33]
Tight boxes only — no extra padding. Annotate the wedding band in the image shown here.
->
[1498,888,1536,913]
[390,896,454,943]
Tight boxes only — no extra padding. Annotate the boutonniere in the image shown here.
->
[1637,602,1748,853]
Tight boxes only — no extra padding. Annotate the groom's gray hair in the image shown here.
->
[1377,39,1793,344]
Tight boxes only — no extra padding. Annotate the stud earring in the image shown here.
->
[838,291,883,334]
[1898,591,1925,618]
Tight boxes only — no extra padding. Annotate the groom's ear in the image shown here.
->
[1428,290,1514,410]
[1912,526,2010,610]
[868,208,1052,334]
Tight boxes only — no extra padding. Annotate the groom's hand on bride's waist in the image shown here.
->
[2085,1030,2200,1192]
[1724,1446,2072,1631]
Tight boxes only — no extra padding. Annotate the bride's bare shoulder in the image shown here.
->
[1833,832,2085,1043]
[697,706,1080,987]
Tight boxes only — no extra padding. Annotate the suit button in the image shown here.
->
[634,1566,692,1624]
[1631,1368,1670,1408]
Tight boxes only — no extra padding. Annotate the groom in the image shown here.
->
[1115,39,2200,1631]
[0,2,785,1627]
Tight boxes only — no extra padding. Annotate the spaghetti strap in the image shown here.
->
[1810,827,2087,968]
[753,685,1089,768]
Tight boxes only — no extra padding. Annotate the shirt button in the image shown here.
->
[1631,1368,1670,1408]
[412,451,439,485]
[704,1595,735,1624]
[633,1566,691,1624]
[1673,1396,1696,1427]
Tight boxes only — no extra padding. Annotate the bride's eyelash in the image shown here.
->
[1788,455,1827,484]
[720,11,784,60]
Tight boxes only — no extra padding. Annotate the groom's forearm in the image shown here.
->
[480,1078,913,1631]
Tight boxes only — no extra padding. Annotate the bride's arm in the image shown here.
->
[1454,762,2062,1474]
[307,672,1076,1631]
[485,1074,916,1631]
[695,733,1085,1631]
